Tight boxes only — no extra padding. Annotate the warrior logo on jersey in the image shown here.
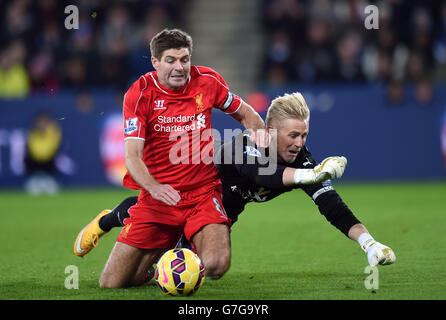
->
[195,93,204,112]
[124,117,138,135]
[154,99,166,110]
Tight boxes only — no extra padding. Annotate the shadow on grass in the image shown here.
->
[0,279,163,300]
[1,270,365,300]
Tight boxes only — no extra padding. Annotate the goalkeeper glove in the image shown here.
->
[294,156,347,184]
[358,233,396,266]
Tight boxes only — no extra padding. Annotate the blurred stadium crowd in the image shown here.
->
[261,0,446,105]
[0,0,184,98]
[1,0,446,104]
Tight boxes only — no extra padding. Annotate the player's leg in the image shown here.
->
[98,196,137,231]
[175,233,195,251]
[73,196,137,257]
[73,209,111,257]
[99,241,163,288]
[185,187,231,279]
[191,223,231,279]
[100,199,184,288]
[100,223,181,288]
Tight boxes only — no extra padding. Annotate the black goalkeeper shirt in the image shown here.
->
[215,134,360,236]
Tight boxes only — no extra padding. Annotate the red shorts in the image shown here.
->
[116,181,230,249]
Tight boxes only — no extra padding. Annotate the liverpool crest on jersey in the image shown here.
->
[195,93,204,112]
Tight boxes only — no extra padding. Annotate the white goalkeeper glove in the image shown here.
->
[358,233,396,267]
[294,156,347,185]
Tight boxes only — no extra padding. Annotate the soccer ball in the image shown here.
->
[155,248,205,296]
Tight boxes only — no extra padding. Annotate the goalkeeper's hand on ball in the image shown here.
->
[294,156,347,184]
[359,234,396,267]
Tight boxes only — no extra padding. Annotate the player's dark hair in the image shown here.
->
[150,28,193,60]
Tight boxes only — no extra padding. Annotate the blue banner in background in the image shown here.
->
[442,109,446,170]
[260,84,446,181]
[0,85,445,189]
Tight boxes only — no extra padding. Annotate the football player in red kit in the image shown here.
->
[95,29,264,288]
[76,92,395,287]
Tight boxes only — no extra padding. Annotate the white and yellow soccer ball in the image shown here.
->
[155,248,205,296]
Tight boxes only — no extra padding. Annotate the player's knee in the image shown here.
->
[99,276,115,288]
[202,252,230,279]
[99,274,125,288]
[99,277,115,288]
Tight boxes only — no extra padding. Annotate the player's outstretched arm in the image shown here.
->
[301,177,395,266]
[230,101,265,131]
[348,224,396,266]
[283,156,347,185]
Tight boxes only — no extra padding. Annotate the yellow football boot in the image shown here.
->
[74,209,111,257]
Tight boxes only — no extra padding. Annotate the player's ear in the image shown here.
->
[267,125,278,141]
[151,56,159,70]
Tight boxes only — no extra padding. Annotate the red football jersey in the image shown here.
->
[122,65,242,192]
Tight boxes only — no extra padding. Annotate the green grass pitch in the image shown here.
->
[1,181,445,300]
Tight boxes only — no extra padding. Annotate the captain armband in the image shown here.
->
[221,92,234,110]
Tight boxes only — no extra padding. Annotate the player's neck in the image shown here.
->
[156,75,190,93]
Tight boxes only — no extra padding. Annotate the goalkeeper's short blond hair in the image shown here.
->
[265,92,310,128]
